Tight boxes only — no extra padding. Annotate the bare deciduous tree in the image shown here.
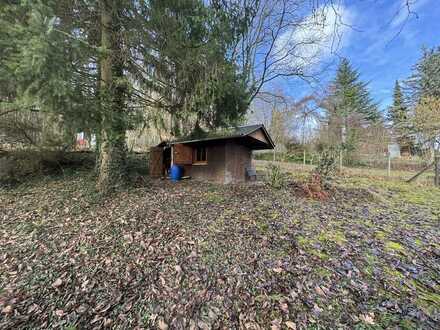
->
[223,0,348,104]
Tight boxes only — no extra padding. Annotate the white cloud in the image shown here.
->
[274,4,355,72]
[390,0,430,28]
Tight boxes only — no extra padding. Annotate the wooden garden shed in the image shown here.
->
[149,124,275,184]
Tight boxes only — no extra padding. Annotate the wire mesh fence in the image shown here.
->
[254,150,437,186]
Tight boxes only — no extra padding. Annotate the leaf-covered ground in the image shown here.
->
[1,170,439,329]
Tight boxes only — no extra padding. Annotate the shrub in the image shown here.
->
[127,152,149,175]
[0,151,41,183]
[303,148,338,199]
[0,150,95,184]
[266,163,287,189]
[314,148,338,188]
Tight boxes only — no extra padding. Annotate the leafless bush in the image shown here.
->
[0,109,72,151]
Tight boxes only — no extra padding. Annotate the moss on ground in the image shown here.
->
[0,169,439,329]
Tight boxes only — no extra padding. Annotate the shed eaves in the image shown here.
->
[170,124,274,148]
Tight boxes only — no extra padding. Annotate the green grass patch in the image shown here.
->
[205,191,226,204]
[318,230,347,246]
[375,231,387,240]
[385,241,405,253]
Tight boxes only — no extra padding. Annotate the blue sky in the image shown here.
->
[271,0,440,113]
[344,0,440,110]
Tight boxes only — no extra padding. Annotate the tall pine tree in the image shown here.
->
[324,58,380,151]
[0,0,250,192]
[406,47,440,102]
[135,0,249,137]
[387,80,413,151]
[387,80,408,125]
[405,47,440,159]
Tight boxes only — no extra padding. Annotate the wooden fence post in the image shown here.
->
[387,153,391,177]
[339,150,343,172]
[435,153,440,186]
[406,162,434,183]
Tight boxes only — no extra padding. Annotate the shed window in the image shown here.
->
[193,146,207,164]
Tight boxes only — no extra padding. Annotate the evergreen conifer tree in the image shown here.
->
[405,47,440,157]
[325,58,380,152]
[388,80,408,125]
[387,80,413,151]
[407,47,440,101]
[0,0,250,192]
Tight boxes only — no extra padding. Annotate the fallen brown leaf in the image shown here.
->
[52,278,63,289]
[54,309,65,317]
[2,305,13,314]
[285,321,296,329]
[359,313,375,325]
[158,319,168,330]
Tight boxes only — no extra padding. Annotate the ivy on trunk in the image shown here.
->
[96,0,127,192]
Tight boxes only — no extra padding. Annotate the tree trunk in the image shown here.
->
[96,0,127,193]
[94,58,101,175]
[341,115,347,145]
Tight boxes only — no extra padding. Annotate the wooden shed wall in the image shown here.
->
[173,143,193,165]
[225,142,252,184]
[151,140,254,183]
[185,141,252,184]
[186,144,226,183]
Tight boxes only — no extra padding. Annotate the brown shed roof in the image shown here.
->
[166,124,275,150]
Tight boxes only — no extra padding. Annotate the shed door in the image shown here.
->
[149,147,163,177]
[173,144,193,165]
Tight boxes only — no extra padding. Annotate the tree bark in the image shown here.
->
[94,56,101,175]
[96,0,127,193]
[341,115,347,145]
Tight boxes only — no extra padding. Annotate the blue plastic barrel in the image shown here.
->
[170,164,183,182]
